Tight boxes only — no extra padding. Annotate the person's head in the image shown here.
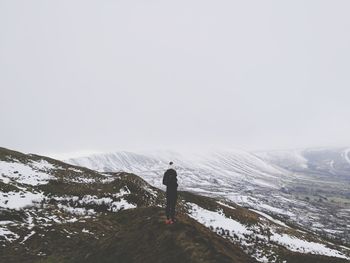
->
[168,161,174,170]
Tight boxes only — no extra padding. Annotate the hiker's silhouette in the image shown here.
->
[162,161,178,224]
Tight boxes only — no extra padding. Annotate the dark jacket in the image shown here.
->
[162,168,178,188]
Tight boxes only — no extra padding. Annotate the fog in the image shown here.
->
[1,0,350,156]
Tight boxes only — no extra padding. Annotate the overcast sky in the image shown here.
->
[1,0,350,156]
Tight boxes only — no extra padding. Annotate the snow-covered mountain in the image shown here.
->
[67,149,291,191]
[67,148,350,246]
[256,147,350,178]
[1,147,350,263]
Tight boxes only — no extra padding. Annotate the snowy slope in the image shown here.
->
[67,149,291,191]
[0,148,158,252]
[187,202,349,261]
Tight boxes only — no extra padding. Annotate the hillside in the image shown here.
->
[1,147,349,262]
[67,149,350,245]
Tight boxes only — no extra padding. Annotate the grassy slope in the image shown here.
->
[1,207,256,263]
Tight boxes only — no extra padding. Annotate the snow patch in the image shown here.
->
[69,177,96,184]
[20,231,35,243]
[68,167,83,173]
[30,160,56,171]
[217,201,236,210]
[0,160,55,186]
[257,203,294,217]
[51,187,136,214]
[0,227,19,242]
[343,148,350,165]
[113,186,131,198]
[82,228,94,234]
[110,199,136,211]
[144,186,158,197]
[271,232,349,260]
[187,202,252,239]
[250,209,290,228]
[57,204,96,216]
[0,191,44,210]
[0,221,13,225]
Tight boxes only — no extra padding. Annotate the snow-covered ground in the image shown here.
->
[188,203,252,239]
[0,226,19,242]
[271,232,349,259]
[249,209,290,228]
[187,202,350,262]
[0,191,44,210]
[0,155,141,244]
[0,160,55,186]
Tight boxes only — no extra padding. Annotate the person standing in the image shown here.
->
[162,161,178,224]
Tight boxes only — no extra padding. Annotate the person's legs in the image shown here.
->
[169,189,177,221]
[165,189,171,220]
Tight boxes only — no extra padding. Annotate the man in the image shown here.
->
[162,161,178,224]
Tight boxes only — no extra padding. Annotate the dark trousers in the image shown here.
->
[166,187,177,220]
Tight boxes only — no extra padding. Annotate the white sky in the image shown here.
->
[1,0,350,155]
